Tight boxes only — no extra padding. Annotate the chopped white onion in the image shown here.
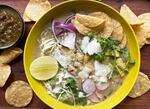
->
[94,61,111,77]
[81,37,102,55]
[87,38,102,55]
[62,32,76,49]
[78,66,92,80]
[92,75,108,83]
[81,36,90,53]
[99,76,108,83]
[78,92,85,98]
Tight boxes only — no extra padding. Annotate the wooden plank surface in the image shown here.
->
[0,0,150,109]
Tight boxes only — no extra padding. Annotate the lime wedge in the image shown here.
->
[30,56,58,80]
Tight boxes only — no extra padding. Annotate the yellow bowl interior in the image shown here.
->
[24,0,140,109]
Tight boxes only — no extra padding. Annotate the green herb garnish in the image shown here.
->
[65,77,87,106]
[93,52,105,62]
[75,97,87,106]
[47,78,58,89]
[88,32,94,40]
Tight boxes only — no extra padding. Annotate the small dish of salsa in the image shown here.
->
[0,5,24,49]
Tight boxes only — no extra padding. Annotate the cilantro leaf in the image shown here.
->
[66,77,76,89]
[75,97,87,106]
[107,38,120,47]
[47,78,58,89]
[88,32,94,40]
[93,52,105,62]
[121,47,130,61]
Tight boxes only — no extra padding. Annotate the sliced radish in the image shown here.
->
[95,91,104,100]
[96,82,109,91]
[88,93,99,103]
[82,79,96,94]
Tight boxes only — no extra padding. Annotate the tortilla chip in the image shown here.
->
[23,12,32,22]
[138,13,150,44]
[75,13,105,29]
[5,80,33,107]
[134,27,146,48]
[128,72,150,98]
[0,64,11,87]
[24,0,51,21]
[120,4,143,26]
[111,19,124,41]
[89,12,108,19]
[89,12,113,36]
[71,19,92,35]
[0,48,23,64]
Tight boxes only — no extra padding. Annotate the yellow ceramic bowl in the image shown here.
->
[24,0,140,109]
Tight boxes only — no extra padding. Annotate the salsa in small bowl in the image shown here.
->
[0,5,24,49]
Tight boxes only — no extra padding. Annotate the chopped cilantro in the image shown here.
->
[65,77,88,106]
[88,32,94,40]
[93,52,105,62]
[121,47,130,61]
[66,77,76,89]
[75,97,87,106]
[116,58,127,71]
[47,78,58,89]
[98,37,120,50]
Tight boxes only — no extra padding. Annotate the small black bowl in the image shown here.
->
[0,4,25,49]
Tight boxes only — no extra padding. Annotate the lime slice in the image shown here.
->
[30,56,58,80]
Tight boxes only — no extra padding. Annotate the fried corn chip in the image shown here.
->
[120,4,143,26]
[5,80,33,107]
[71,19,92,35]
[128,72,150,98]
[23,12,32,22]
[111,19,124,41]
[138,13,150,44]
[24,0,51,21]
[89,12,113,36]
[0,48,23,64]
[75,13,105,29]
[0,64,11,87]
[134,27,147,48]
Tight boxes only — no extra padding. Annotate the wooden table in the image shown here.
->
[0,0,150,109]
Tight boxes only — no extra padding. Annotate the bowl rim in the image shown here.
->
[24,0,140,109]
[0,4,25,49]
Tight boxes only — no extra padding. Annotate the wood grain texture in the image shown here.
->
[0,0,150,109]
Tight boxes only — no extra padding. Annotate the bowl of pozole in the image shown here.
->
[24,0,140,109]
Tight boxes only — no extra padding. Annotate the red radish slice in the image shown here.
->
[95,91,104,100]
[88,93,100,103]
[96,82,109,91]
[82,79,96,94]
